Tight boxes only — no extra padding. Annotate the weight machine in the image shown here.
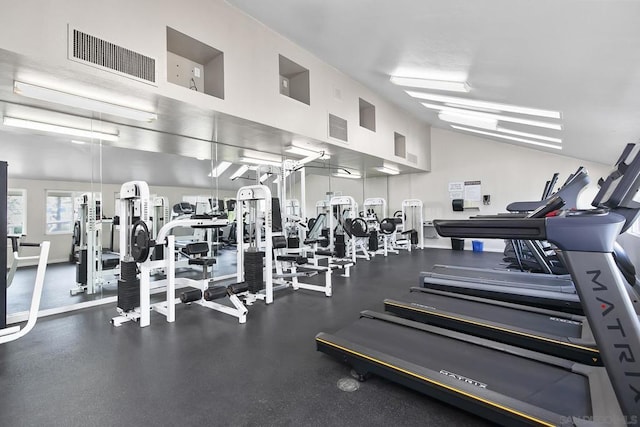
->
[328,196,359,263]
[112,181,241,327]
[362,197,397,257]
[236,185,275,304]
[71,196,120,295]
[395,199,424,251]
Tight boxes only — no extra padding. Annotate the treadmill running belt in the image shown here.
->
[398,289,582,338]
[319,315,592,424]
[384,289,600,366]
[427,265,573,289]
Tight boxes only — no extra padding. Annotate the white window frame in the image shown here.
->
[8,188,27,235]
[45,190,80,235]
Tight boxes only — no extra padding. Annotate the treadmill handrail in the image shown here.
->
[507,167,589,212]
[434,218,547,240]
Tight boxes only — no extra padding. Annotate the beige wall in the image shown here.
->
[387,128,613,252]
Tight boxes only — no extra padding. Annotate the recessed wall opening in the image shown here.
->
[359,98,376,132]
[279,54,310,105]
[166,27,224,99]
[329,114,348,142]
[394,132,406,158]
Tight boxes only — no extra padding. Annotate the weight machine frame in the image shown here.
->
[236,185,274,304]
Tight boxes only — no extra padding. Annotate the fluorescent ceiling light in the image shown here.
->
[375,166,400,175]
[391,76,470,93]
[497,127,562,144]
[208,161,232,178]
[229,165,249,180]
[451,125,562,150]
[332,172,361,179]
[14,81,157,122]
[285,145,331,159]
[259,173,269,183]
[240,156,282,167]
[438,112,497,130]
[71,140,87,145]
[407,90,561,119]
[421,103,562,130]
[3,117,119,141]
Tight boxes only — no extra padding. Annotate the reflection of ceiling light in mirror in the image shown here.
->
[240,156,282,167]
[450,125,562,150]
[208,161,232,177]
[407,91,561,119]
[438,112,497,130]
[390,76,470,93]
[3,117,119,141]
[285,145,331,159]
[332,171,361,179]
[71,140,87,145]
[420,103,562,130]
[230,165,249,180]
[14,81,158,122]
[375,166,400,175]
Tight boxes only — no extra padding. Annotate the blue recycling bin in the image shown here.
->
[472,240,484,252]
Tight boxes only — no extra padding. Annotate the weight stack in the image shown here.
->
[320,228,329,247]
[287,237,300,248]
[117,261,139,312]
[335,234,346,258]
[76,249,88,285]
[368,230,378,251]
[410,230,418,245]
[244,250,265,293]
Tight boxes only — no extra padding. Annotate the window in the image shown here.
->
[8,189,27,235]
[46,190,77,234]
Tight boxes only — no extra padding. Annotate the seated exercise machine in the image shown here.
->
[393,199,424,251]
[0,161,50,344]
[272,235,333,297]
[111,181,239,327]
[316,143,640,425]
[362,197,398,257]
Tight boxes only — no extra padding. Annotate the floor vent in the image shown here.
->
[407,152,418,164]
[69,28,156,85]
[328,113,348,142]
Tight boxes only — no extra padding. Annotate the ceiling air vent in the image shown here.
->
[328,113,348,142]
[407,152,418,164]
[69,28,156,85]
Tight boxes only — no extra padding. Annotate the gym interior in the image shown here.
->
[2,2,640,426]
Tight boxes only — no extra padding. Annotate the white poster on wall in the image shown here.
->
[448,181,464,199]
[464,181,482,202]
[463,180,482,208]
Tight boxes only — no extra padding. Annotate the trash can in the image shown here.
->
[451,238,465,251]
[472,240,484,252]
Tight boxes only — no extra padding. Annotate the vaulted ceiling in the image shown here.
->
[228,0,640,166]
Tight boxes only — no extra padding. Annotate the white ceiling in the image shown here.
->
[227,0,640,165]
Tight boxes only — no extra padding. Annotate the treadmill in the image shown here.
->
[316,144,640,426]
[422,163,640,315]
